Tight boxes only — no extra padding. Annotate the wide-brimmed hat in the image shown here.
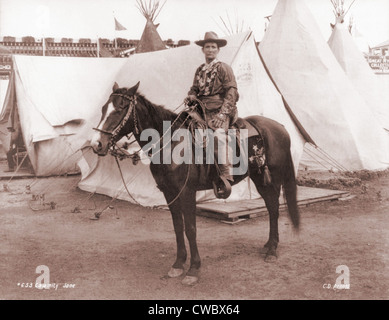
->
[195,31,227,47]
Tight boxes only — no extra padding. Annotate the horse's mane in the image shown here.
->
[136,92,185,125]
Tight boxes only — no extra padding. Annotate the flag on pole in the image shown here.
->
[114,17,127,31]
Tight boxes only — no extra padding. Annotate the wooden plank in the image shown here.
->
[197,210,240,222]
[198,207,268,219]
[196,186,351,223]
[221,218,247,225]
[197,199,266,214]
[225,208,268,218]
[239,212,267,219]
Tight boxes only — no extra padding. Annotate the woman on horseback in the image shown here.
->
[184,31,239,196]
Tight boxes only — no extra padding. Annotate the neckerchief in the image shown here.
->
[197,59,220,96]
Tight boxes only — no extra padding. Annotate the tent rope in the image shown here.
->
[311,146,349,171]
[29,148,83,192]
[114,155,141,205]
[5,151,29,184]
[303,148,334,171]
[70,191,97,213]
[92,196,119,220]
[303,144,348,172]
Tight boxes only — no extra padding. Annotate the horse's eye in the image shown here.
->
[112,101,124,110]
[113,98,127,110]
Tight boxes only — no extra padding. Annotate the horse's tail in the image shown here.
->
[283,150,300,229]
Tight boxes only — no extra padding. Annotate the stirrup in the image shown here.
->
[212,176,232,199]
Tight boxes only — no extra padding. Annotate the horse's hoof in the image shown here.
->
[259,247,269,255]
[182,275,198,286]
[168,267,184,278]
[264,254,277,263]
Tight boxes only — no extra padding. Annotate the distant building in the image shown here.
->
[0,35,190,76]
[0,45,12,80]
[366,40,389,74]
[370,40,389,56]
[0,36,133,58]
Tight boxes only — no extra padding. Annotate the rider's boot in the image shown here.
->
[213,162,234,199]
[212,127,233,199]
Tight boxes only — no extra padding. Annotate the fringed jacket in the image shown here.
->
[188,59,239,123]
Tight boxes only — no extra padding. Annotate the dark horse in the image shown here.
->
[91,82,300,286]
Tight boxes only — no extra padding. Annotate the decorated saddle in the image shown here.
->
[186,108,270,183]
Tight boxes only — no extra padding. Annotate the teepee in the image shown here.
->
[259,0,389,171]
[327,0,389,132]
[349,16,371,54]
[135,0,167,53]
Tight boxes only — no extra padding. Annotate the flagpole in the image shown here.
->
[96,35,100,58]
[42,35,45,56]
[113,11,117,50]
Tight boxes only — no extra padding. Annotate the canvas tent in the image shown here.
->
[258,0,389,172]
[77,31,308,207]
[0,45,12,156]
[1,56,128,176]
[0,77,10,157]
[0,79,9,112]
[327,5,389,132]
[0,73,13,158]
[350,24,371,54]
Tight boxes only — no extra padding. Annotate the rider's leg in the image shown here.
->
[214,124,233,183]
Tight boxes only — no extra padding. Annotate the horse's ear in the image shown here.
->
[113,82,119,92]
[128,81,140,94]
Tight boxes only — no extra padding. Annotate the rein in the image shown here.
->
[96,92,193,207]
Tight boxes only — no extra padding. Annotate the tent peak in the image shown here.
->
[330,0,356,28]
[136,0,166,23]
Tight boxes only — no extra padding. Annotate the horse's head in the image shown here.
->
[91,81,140,156]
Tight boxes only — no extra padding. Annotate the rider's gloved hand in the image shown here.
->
[184,95,197,106]
[212,113,227,129]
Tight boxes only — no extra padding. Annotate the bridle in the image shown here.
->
[93,92,139,143]
[92,91,195,207]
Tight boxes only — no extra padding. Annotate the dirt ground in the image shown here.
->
[0,166,388,301]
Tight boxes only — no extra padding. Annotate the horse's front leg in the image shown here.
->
[163,190,187,278]
[181,188,201,286]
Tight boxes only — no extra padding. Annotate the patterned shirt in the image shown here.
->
[188,60,238,101]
